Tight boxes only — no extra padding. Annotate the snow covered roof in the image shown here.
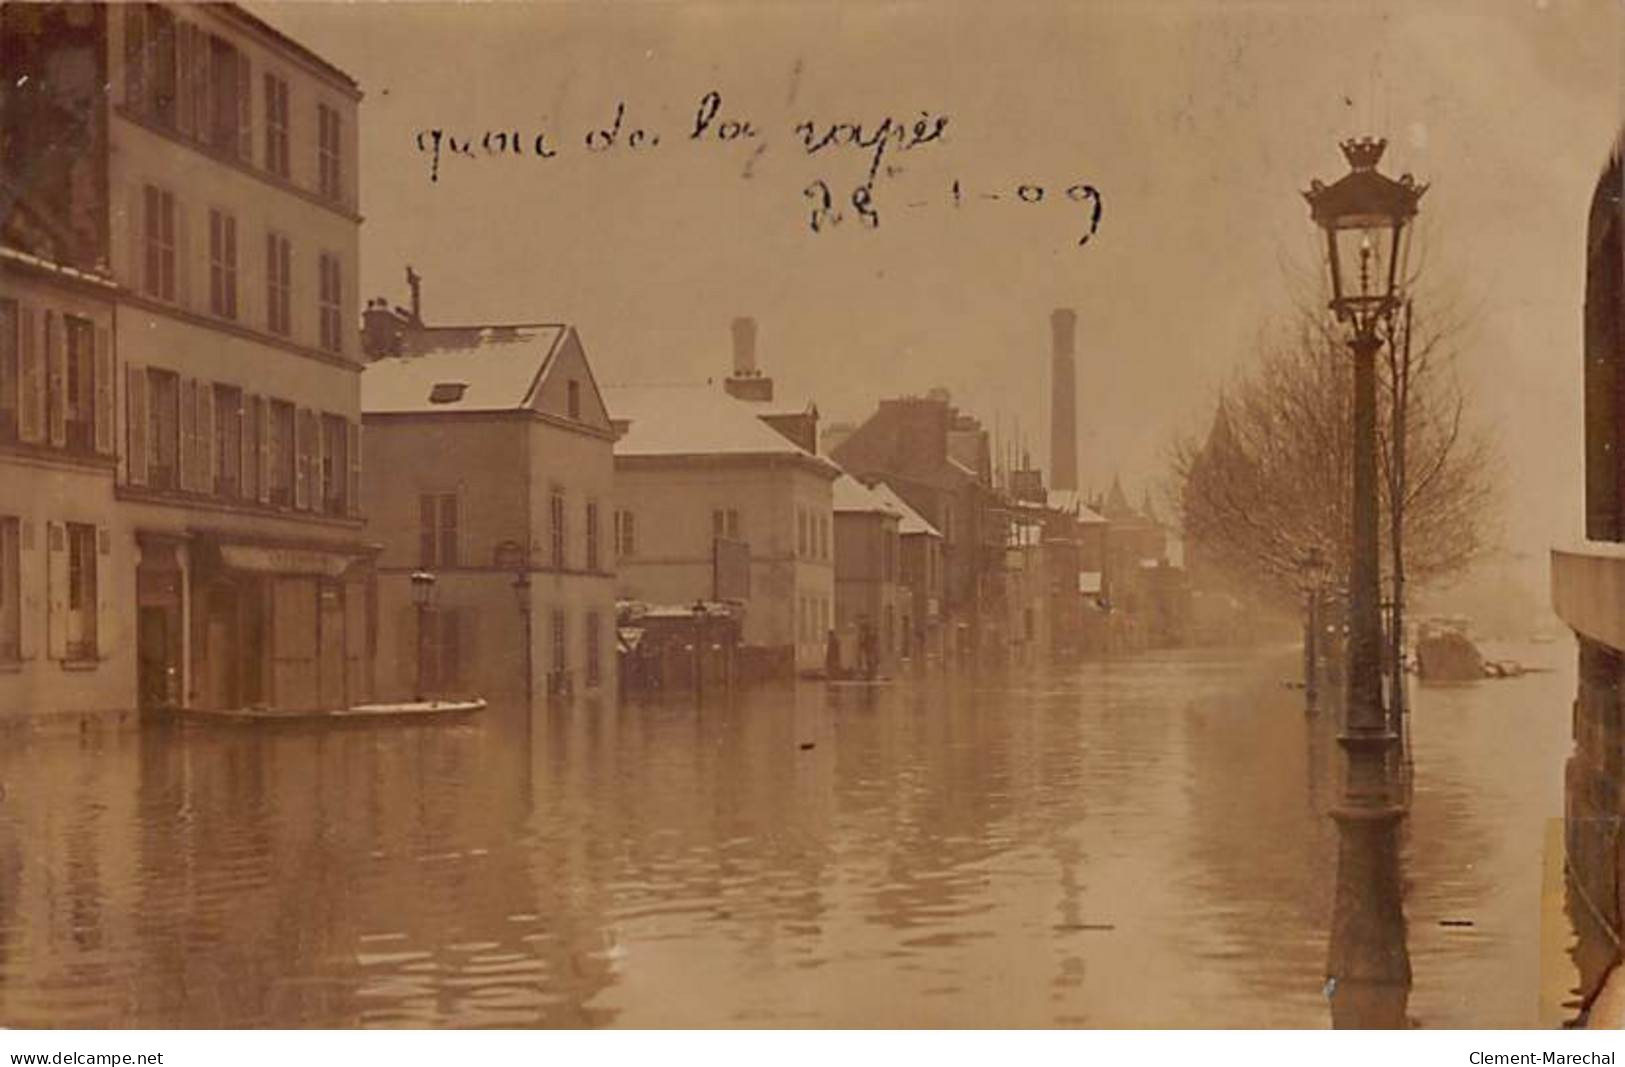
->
[870,481,942,538]
[604,383,836,470]
[833,473,901,516]
[1076,504,1107,525]
[1047,489,1080,514]
[362,324,567,414]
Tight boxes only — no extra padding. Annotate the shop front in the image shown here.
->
[183,535,374,712]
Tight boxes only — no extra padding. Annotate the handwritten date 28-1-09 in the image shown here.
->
[802,179,1104,246]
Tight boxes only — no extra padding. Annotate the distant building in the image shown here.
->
[604,383,839,675]
[869,481,945,661]
[831,473,903,676]
[1,3,375,715]
[361,303,617,704]
[830,392,998,656]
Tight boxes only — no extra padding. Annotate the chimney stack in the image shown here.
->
[1050,308,1079,493]
[731,316,758,376]
[405,266,423,324]
[724,316,774,402]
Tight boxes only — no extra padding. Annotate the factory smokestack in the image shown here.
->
[1050,308,1079,493]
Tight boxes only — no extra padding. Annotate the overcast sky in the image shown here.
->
[256,0,1618,564]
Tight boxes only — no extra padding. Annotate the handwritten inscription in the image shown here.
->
[413,91,1103,248]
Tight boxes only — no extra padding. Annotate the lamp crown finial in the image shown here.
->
[1340,136,1387,171]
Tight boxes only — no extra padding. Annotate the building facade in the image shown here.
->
[605,384,838,675]
[2,3,372,716]
[1552,133,1625,1021]
[362,312,618,705]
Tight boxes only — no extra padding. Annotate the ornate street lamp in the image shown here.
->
[410,570,437,702]
[512,571,533,706]
[1304,137,1425,791]
[1306,137,1423,1020]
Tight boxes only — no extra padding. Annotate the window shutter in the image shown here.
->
[45,313,65,448]
[126,364,148,486]
[198,382,215,493]
[17,520,37,660]
[127,184,144,293]
[96,525,112,660]
[46,522,66,661]
[347,420,361,517]
[178,378,196,491]
[17,304,41,443]
[176,22,194,138]
[174,202,192,308]
[94,326,113,455]
[237,53,253,161]
[256,398,271,504]
[293,408,310,510]
[312,411,326,510]
[240,394,256,501]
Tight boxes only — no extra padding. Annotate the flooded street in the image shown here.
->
[0,642,1581,1028]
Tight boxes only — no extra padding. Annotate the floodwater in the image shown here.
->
[0,642,1584,1027]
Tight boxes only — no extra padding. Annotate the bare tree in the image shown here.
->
[1173,290,1497,616]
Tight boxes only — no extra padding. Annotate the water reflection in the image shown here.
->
[0,644,1580,1026]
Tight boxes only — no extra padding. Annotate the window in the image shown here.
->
[296,409,319,511]
[0,300,15,442]
[585,501,599,572]
[209,209,238,319]
[143,185,176,301]
[797,507,808,558]
[550,489,566,570]
[207,34,249,158]
[65,522,97,660]
[712,508,741,541]
[125,5,178,127]
[819,515,829,560]
[213,384,242,497]
[266,233,291,336]
[438,493,457,567]
[264,73,290,178]
[585,610,601,687]
[318,103,342,201]
[418,493,458,568]
[318,252,342,353]
[320,413,347,514]
[62,317,94,453]
[551,608,567,674]
[147,369,180,491]
[567,379,581,419]
[614,509,635,559]
[0,517,17,661]
[268,399,295,505]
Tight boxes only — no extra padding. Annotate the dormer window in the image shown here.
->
[428,381,467,404]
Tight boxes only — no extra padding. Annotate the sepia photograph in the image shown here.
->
[1,0,1623,1047]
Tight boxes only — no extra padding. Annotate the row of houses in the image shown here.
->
[0,3,1187,719]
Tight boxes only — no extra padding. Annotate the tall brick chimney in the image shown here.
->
[1050,308,1079,493]
[724,316,774,402]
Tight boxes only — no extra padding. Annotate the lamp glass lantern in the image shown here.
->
[1304,138,1427,335]
[512,571,532,614]
[410,570,437,608]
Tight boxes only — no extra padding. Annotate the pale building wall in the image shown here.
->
[613,458,835,671]
[0,267,134,717]
[365,412,616,705]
